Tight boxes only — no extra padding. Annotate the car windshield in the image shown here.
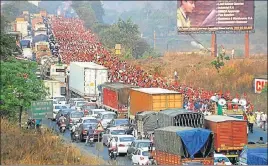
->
[84,123,97,129]
[111,130,125,135]
[119,137,135,142]
[84,119,98,123]
[142,151,149,156]
[214,157,230,163]
[115,119,129,126]
[77,102,87,107]
[137,142,151,148]
[85,105,97,109]
[103,114,116,119]
[71,112,83,118]
[55,97,65,101]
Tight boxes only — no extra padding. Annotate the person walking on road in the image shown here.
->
[247,112,256,133]
[260,112,267,131]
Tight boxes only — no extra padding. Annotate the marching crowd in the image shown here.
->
[49,16,257,115]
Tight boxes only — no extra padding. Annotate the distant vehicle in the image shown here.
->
[127,139,153,157]
[131,148,150,165]
[55,109,75,123]
[96,111,117,128]
[113,135,135,155]
[81,103,98,116]
[107,119,133,134]
[69,98,85,106]
[53,96,67,105]
[102,126,126,146]
[77,123,98,141]
[22,48,33,59]
[53,104,68,120]
[67,111,84,128]
[78,117,98,124]
[87,109,106,118]
[214,153,232,165]
[74,101,88,111]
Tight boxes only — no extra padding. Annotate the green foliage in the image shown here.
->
[0,32,17,60]
[142,48,161,59]
[262,85,268,93]
[132,39,150,59]
[0,58,48,118]
[211,51,230,73]
[2,1,41,21]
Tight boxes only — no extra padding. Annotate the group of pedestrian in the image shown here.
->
[245,110,267,133]
[48,16,255,115]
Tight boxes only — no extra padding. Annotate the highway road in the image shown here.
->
[43,119,132,165]
[43,119,267,165]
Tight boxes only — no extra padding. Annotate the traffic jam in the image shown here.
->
[16,10,267,165]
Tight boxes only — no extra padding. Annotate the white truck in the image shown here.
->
[69,62,108,102]
[44,80,66,100]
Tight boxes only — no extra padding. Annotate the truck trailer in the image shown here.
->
[69,62,108,102]
[44,80,66,99]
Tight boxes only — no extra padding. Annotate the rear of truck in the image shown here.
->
[151,126,214,165]
[204,115,247,161]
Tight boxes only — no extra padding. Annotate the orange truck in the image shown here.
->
[204,115,248,159]
[151,126,214,165]
[129,88,183,121]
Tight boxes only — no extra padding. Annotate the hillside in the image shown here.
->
[127,53,267,111]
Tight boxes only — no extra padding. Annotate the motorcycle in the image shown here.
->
[109,148,117,160]
[86,136,94,146]
[59,123,66,133]
[72,130,80,143]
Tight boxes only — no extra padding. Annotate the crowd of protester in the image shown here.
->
[49,16,254,114]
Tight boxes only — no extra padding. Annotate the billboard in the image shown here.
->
[177,0,255,33]
[254,78,267,94]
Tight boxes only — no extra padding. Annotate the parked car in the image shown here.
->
[131,148,150,165]
[96,111,117,128]
[77,123,98,141]
[81,103,98,116]
[114,135,135,155]
[127,139,152,157]
[67,111,84,128]
[53,104,68,120]
[214,153,232,165]
[102,127,126,146]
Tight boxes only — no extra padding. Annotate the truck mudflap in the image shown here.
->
[151,150,214,165]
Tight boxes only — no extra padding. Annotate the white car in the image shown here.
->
[53,96,67,105]
[53,104,68,120]
[74,101,88,111]
[96,111,117,128]
[114,135,135,155]
[214,153,232,165]
[102,127,126,146]
[78,117,98,125]
[131,148,150,165]
[88,109,106,118]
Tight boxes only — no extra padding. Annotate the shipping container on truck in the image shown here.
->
[204,115,248,159]
[129,88,183,120]
[44,80,66,99]
[69,62,108,102]
[151,126,214,165]
[99,82,138,118]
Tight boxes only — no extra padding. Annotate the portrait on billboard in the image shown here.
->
[177,0,255,32]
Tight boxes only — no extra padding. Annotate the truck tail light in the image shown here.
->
[118,144,125,147]
[140,157,144,160]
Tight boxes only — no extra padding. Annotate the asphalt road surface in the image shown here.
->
[43,119,132,165]
[43,119,267,165]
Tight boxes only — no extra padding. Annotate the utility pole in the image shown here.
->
[211,32,217,57]
[153,30,156,50]
[245,32,249,58]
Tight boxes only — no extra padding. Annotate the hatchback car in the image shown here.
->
[131,148,150,165]
[96,111,117,128]
[102,127,126,146]
[114,135,135,155]
[127,139,152,157]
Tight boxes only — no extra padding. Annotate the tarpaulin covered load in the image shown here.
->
[157,109,204,128]
[33,34,48,44]
[101,82,138,105]
[154,126,214,158]
[136,111,158,134]
[246,147,267,165]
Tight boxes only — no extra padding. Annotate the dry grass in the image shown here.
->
[1,118,105,165]
[128,52,267,111]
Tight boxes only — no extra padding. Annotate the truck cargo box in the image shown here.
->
[157,108,204,128]
[44,80,66,98]
[239,145,268,165]
[204,115,247,153]
[100,82,138,116]
[152,126,214,165]
[69,62,108,100]
[129,88,183,119]
[136,111,158,136]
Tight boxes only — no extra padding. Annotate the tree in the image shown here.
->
[2,1,41,21]
[0,58,47,125]
[211,51,230,73]
[0,32,18,61]
[132,39,150,59]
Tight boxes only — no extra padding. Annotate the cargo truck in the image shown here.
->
[34,41,51,63]
[135,108,204,137]
[98,82,138,118]
[151,126,214,165]
[204,115,248,161]
[69,62,108,102]
[44,80,66,99]
[129,88,183,121]
[238,144,267,165]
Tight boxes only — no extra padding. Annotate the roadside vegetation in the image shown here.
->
[1,119,104,165]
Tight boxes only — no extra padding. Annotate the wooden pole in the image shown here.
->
[211,32,217,57]
[245,32,249,58]
[153,30,156,50]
